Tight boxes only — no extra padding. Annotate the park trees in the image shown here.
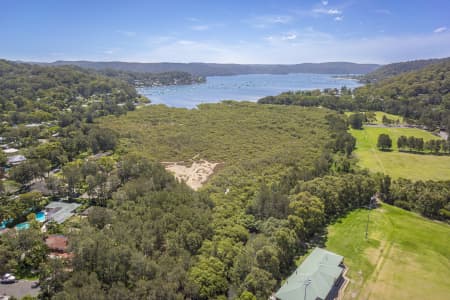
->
[398,135,449,154]
[397,135,408,150]
[348,113,365,129]
[377,133,392,150]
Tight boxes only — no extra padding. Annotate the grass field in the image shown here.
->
[350,126,450,181]
[345,111,404,125]
[326,203,450,300]
[372,111,404,124]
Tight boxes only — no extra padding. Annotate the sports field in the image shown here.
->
[326,203,450,300]
[350,126,450,181]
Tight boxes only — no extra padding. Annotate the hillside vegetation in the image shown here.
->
[360,57,450,83]
[355,59,450,127]
[0,60,141,125]
[259,58,450,128]
[1,58,448,300]
[93,68,205,86]
[96,102,372,299]
[46,61,380,76]
[327,203,450,300]
[99,102,332,167]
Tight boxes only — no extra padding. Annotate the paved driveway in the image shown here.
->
[0,280,40,299]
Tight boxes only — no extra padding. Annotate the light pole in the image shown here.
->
[365,196,376,240]
[365,207,370,240]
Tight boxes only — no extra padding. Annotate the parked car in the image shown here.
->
[31,281,39,288]
[1,273,16,284]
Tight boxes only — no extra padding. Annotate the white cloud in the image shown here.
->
[116,30,136,37]
[322,0,329,6]
[246,15,292,28]
[334,16,343,21]
[265,27,333,43]
[313,8,342,15]
[144,31,449,64]
[60,28,450,65]
[265,32,298,42]
[190,25,209,31]
[434,26,447,33]
[282,33,297,40]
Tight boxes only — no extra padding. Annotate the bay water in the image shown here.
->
[138,73,361,108]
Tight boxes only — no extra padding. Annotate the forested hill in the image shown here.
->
[355,58,450,127]
[259,59,450,129]
[94,68,205,86]
[0,59,141,124]
[360,57,450,83]
[44,60,380,76]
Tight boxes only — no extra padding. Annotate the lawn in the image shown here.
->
[326,203,450,300]
[350,126,450,181]
[372,111,404,124]
[345,111,404,125]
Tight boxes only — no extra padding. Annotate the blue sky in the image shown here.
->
[1,0,449,63]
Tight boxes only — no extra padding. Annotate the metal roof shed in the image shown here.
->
[275,248,345,300]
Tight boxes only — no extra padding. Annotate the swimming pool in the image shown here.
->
[1,218,13,230]
[15,222,30,230]
[36,211,46,222]
[13,211,46,230]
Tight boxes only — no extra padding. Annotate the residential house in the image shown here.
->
[45,234,73,259]
[7,155,26,166]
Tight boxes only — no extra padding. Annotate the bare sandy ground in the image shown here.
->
[162,159,220,190]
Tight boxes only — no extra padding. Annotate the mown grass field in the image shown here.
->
[345,111,405,125]
[326,203,450,300]
[350,126,450,180]
[372,111,404,124]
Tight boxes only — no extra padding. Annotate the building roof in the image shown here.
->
[45,201,81,224]
[80,206,95,216]
[3,148,19,154]
[276,248,344,300]
[7,155,26,164]
[45,234,68,252]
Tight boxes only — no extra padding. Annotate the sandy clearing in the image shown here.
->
[162,159,220,190]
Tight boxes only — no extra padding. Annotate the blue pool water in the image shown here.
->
[36,211,46,222]
[1,218,13,230]
[7,211,46,231]
[138,73,361,108]
[15,222,30,230]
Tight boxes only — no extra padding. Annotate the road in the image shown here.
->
[0,280,40,299]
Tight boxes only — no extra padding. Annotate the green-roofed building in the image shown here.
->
[275,248,346,300]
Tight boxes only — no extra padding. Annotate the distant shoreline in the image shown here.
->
[138,73,363,108]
